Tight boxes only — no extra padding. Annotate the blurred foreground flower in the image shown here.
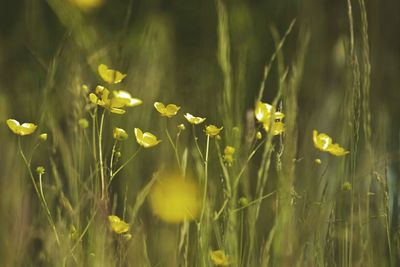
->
[108,215,130,234]
[312,130,349,156]
[98,64,126,84]
[89,86,142,114]
[149,173,201,223]
[134,128,161,148]
[6,119,37,136]
[184,113,206,125]
[69,0,105,11]
[154,102,180,118]
[210,250,229,266]
[255,101,285,135]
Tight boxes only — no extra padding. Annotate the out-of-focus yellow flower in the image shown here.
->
[149,173,201,223]
[134,128,161,148]
[108,215,130,234]
[342,181,352,191]
[205,125,223,137]
[98,64,126,84]
[184,113,206,125]
[223,146,235,166]
[210,250,229,266]
[255,101,285,135]
[312,130,349,156]
[89,86,142,114]
[69,0,104,11]
[6,119,37,136]
[178,124,186,131]
[154,102,180,118]
[79,118,89,129]
[39,133,48,142]
[113,127,128,141]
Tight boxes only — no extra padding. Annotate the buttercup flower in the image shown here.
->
[79,118,89,129]
[184,113,206,125]
[39,133,48,142]
[108,215,130,234]
[312,130,349,156]
[134,128,161,148]
[149,172,201,223]
[255,101,285,135]
[178,124,186,131]
[6,119,37,136]
[36,166,45,175]
[98,64,127,84]
[113,127,128,141]
[89,86,142,114]
[223,146,235,166]
[154,102,180,118]
[205,125,223,137]
[210,250,229,266]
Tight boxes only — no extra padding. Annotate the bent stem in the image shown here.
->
[18,137,60,246]
[109,140,118,177]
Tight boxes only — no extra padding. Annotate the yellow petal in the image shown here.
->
[327,143,349,156]
[98,64,127,84]
[149,173,201,223]
[312,130,332,151]
[154,102,180,118]
[271,121,285,135]
[184,113,206,125]
[6,119,37,136]
[108,215,130,234]
[255,101,273,123]
[210,250,229,266]
[205,125,223,137]
[134,128,161,148]
[113,127,128,141]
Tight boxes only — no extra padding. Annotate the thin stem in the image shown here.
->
[199,134,210,223]
[192,125,204,161]
[98,109,106,199]
[165,128,181,169]
[109,147,142,186]
[18,137,60,245]
[109,140,118,177]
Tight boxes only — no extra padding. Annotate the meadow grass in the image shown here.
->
[0,0,399,266]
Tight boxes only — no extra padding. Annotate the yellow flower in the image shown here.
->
[6,119,37,136]
[205,125,223,137]
[178,124,186,131]
[113,127,128,141]
[79,118,89,129]
[312,130,349,156]
[89,86,142,114]
[39,133,48,141]
[69,0,104,11]
[255,101,285,135]
[223,146,235,166]
[108,215,130,234]
[184,113,206,125]
[98,64,127,84]
[210,250,229,266]
[154,102,180,118]
[149,172,201,223]
[134,128,161,148]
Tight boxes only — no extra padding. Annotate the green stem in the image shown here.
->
[165,128,181,169]
[200,134,210,223]
[192,125,204,161]
[98,109,106,199]
[108,147,141,186]
[18,137,60,246]
[109,140,118,178]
